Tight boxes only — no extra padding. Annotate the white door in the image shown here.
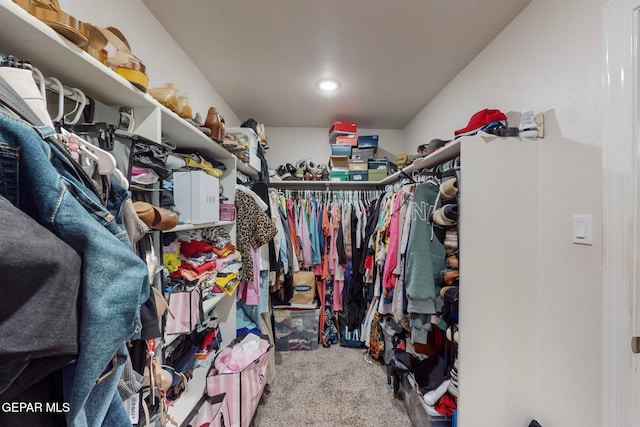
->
[603,1,640,425]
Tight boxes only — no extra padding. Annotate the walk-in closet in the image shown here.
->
[0,0,622,426]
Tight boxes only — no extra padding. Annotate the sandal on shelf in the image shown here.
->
[79,21,108,64]
[98,26,149,92]
[133,201,178,231]
[14,0,87,47]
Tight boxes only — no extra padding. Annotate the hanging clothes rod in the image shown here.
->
[269,181,384,190]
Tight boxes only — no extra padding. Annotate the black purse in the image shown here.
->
[68,124,174,180]
[131,134,174,180]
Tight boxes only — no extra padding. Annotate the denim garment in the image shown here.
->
[0,107,150,426]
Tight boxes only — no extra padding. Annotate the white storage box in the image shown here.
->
[173,171,220,224]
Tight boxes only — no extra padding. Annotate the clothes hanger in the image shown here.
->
[30,66,47,107]
[60,127,128,188]
[62,87,86,125]
[45,76,65,122]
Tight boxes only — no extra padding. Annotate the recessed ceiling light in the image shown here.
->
[316,78,341,92]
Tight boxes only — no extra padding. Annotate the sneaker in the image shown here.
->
[276,165,291,180]
[519,107,538,138]
[315,164,329,181]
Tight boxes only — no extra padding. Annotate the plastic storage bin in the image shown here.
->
[273,308,320,351]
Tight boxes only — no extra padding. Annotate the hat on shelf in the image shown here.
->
[454,108,507,137]
[426,138,450,155]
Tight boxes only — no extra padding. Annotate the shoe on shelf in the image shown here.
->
[16,0,88,46]
[256,123,269,149]
[222,134,239,150]
[316,164,329,181]
[133,201,178,231]
[176,95,192,119]
[98,26,149,92]
[519,107,539,138]
[204,107,224,142]
[148,83,179,111]
[277,165,291,180]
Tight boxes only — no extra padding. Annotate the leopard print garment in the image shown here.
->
[235,191,277,282]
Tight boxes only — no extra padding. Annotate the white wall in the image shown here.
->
[61,0,241,128]
[264,127,403,169]
[404,0,605,426]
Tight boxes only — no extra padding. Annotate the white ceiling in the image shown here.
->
[142,0,531,129]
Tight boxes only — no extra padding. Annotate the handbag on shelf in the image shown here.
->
[69,123,175,180]
[165,285,203,335]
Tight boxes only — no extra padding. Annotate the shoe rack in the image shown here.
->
[0,1,255,424]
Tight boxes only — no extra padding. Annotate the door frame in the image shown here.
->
[603,0,640,425]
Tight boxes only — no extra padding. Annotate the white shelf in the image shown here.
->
[167,357,214,424]
[237,160,260,179]
[159,105,235,161]
[168,220,234,232]
[0,1,151,108]
[0,1,249,168]
[163,293,226,347]
[380,139,461,185]
[225,126,259,141]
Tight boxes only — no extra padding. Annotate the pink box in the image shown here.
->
[335,134,358,146]
[220,203,236,221]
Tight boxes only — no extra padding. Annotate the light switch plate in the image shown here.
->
[573,215,592,245]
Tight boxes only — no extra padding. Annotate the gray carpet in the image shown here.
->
[252,345,411,426]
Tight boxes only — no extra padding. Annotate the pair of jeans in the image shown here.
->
[0,107,150,426]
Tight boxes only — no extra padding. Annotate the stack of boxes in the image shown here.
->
[328,121,388,181]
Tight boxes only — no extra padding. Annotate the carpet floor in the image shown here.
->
[251,345,411,426]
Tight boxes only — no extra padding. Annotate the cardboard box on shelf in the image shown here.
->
[368,169,387,181]
[368,159,388,170]
[357,135,379,150]
[329,155,349,170]
[352,148,375,160]
[334,134,358,146]
[173,170,220,224]
[330,144,352,156]
[330,171,349,181]
[329,121,357,136]
[348,159,368,171]
[349,171,368,182]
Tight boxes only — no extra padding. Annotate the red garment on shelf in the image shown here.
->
[180,240,213,258]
